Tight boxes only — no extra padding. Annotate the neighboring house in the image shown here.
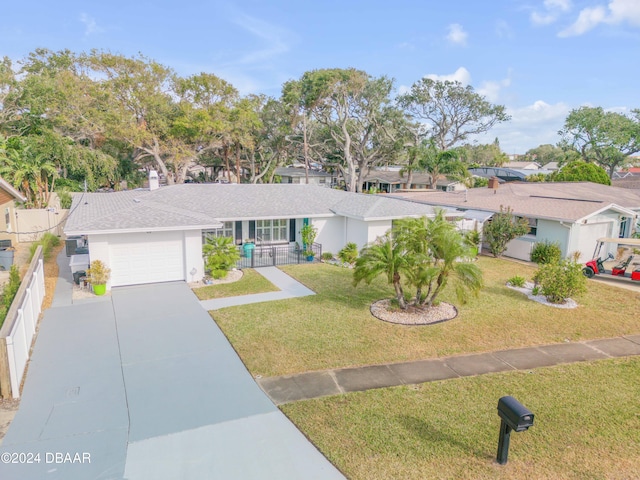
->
[362,171,433,192]
[391,181,640,263]
[435,177,465,192]
[613,167,640,179]
[503,161,540,170]
[274,167,334,187]
[0,176,27,246]
[64,180,453,289]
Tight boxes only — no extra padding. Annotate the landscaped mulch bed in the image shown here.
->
[370,299,458,325]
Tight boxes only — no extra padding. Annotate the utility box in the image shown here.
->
[0,249,14,271]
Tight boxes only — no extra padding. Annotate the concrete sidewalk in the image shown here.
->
[258,335,640,405]
[199,266,315,310]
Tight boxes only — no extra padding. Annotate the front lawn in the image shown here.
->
[192,269,279,300]
[282,357,640,479]
[211,257,640,377]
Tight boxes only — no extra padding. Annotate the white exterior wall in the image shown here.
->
[503,211,622,263]
[314,217,344,254]
[366,220,393,245]
[346,218,370,249]
[184,230,205,282]
[86,234,111,288]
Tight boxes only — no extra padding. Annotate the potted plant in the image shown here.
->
[87,259,111,296]
[300,223,318,261]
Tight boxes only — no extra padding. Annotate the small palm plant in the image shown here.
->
[203,236,241,279]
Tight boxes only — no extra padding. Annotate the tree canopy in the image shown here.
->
[548,160,611,185]
[559,106,640,177]
[398,79,510,151]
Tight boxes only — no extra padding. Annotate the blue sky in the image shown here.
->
[2,0,639,153]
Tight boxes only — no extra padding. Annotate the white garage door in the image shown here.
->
[576,222,611,262]
[109,231,185,286]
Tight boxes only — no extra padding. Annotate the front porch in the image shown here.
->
[236,242,322,269]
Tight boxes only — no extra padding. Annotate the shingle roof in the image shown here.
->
[390,182,640,222]
[64,184,450,235]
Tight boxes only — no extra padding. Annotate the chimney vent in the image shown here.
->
[488,177,500,190]
[149,170,159,191]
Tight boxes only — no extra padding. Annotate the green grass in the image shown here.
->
[192,269,279,300]
[211,257,640,377]
[282,357,640,480]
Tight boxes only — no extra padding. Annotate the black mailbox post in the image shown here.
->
[496,396,534,465]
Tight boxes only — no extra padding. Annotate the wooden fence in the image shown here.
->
[0,246,45,399]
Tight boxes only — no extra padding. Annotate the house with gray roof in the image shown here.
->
[362,171,433,192]
[64,180,450,289]
[274,167,335,187]
[391,181,640,263]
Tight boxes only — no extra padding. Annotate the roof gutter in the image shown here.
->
[64,223,224,236]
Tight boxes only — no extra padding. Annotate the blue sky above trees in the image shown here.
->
[2,0,639,154]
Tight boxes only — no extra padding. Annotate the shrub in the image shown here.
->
[533,259,586,304]
[321,252,334,261]
[203,236,241,279]
[0,265,22,328]
[507,275,526,287]
[29,232,61,261]
[300,224,318,257]
[57,189,72,209]
[338,242,358,265]
[483,206,530,257]
[530,240,562,265]
[87,260,111,285]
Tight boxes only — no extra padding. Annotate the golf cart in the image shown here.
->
[582,237,640,281]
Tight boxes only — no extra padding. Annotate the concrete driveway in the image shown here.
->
[0,274,344,479]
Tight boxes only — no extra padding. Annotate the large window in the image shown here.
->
[203,221,234,243]
[256,219,288,243]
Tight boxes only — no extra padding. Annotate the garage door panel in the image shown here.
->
[109,232,186,287]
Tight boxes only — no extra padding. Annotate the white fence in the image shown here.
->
[0,246,45,398]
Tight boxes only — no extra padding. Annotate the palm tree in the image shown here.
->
[419,225,483,307]
[353,232,409,309]
[373,211,483,309]
[0,139,58,208]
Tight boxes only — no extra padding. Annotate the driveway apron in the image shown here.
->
[0,256,344,479]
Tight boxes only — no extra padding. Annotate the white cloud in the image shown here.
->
[446,24,468,46]
[609,0,640,25]
[531,0,572,26]
[473,100,571,153]
[425,66,472,85]
[559,0,640,36]
[79,13,104,36]
[477,72,512,103]
[559,6,608,36]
